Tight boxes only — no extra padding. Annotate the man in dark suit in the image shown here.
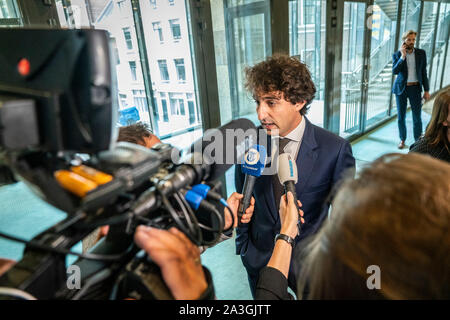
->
[235,55,355,297]
[392,30,430,149]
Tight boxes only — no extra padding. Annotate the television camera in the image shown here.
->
[0,28,256,299]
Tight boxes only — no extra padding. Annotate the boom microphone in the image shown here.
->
[277,153,302,233]
[237,144,267,226]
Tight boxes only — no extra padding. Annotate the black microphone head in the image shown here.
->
[185,118,257,181]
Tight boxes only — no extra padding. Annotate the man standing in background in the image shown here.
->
[392,30,430,149]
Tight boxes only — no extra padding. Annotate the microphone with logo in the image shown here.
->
[237,144,267,227]
[277,153,302,233]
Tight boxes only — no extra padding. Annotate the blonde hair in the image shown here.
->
[297,153,450,299]
[402,30,417,41]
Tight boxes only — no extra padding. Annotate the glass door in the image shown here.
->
[338,0,401,138]
[224,0,271,125]
[339,1,370,138]
[365,0,399,128]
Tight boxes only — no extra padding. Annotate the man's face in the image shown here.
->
[404,34,416,50]
[255,91,305,137]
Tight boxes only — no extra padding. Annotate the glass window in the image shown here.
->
[339,1,366,137]
[170,97,177,115]
[0,0,21,26]
[140,0,203,149]
[210,0,271,126]
[419,1,438,76]
[158,59,170,81]
[304,0,315,25]
[160,92,169,122]
[168,0,174,6]
[123,27,133,50]
[117,0,126,11]
[174,58,186,81]
[429,3,450,93]
[149,0,157,9]
[110,37,120,65]
[366,1,399,128]
[398,0,421,48]
[289,0,325,128]
[129,61,137,81]
[152,21,164,41]
[119,93,128,108]
[169,18,181,40]
[179,99,185,115]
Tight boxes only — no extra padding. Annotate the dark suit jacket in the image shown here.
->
[392,48,429,95]
[234,117,355,283]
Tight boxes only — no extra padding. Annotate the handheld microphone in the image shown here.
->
[237,144,267,226]
[277,153,302,233]
[183,118,257,182]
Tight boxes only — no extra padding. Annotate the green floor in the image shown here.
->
[0,109,430,299]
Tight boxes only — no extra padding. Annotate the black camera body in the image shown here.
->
[0,29,256,300]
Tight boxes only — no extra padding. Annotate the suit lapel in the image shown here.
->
[295,117,319,196]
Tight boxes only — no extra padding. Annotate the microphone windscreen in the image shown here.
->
[186,118,258,181]
[277,153,298,184]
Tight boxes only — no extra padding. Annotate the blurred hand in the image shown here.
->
[95,225,109,243]
[423,91,430,101]
[279,192,304,239]
[0,258,15,277]
[134,226,207,300]
[225,192,255,229]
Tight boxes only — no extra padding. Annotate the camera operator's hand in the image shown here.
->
[134,226,207,300]
[225,192,255,229]
[279,192,304,239]
[0,258,15,277]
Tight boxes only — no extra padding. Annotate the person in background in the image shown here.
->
[135,153,450,300]
[83,122,162,251]
[409,88,450,162]
[392,30,430,149]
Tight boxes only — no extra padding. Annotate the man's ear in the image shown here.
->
[295,101,307,112]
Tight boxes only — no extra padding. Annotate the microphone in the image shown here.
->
[183,118,257,182]
[237,144,267,226]
[277,153,302,233]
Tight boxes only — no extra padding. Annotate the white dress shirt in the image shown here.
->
[405,49,418,83]
[271,116,306,162]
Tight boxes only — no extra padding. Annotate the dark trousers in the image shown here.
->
[395,85,423,142]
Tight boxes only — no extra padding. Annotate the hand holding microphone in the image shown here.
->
[277,153,304,234]
[226,192,255,228]
[279,192,304,238]
[238,144,267,227]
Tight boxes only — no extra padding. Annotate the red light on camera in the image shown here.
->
[17,58,31,76]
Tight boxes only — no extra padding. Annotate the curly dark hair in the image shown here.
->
[244,54,316,115]
[118,122,154,146]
